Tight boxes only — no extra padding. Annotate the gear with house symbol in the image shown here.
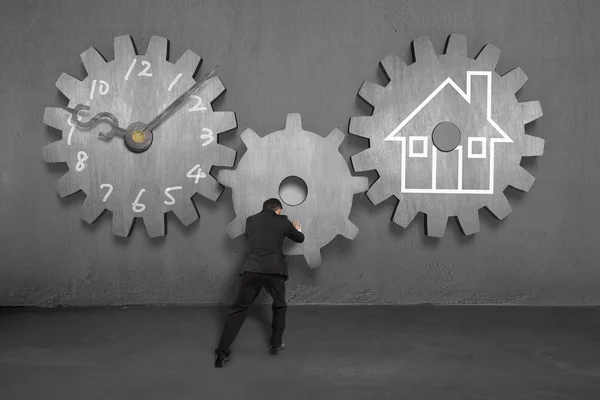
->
[350,34,545,237]
[218,114,368,267]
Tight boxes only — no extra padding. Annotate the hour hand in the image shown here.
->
[63,104,127,140]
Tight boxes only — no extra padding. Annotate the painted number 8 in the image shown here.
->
[75,151,88,172]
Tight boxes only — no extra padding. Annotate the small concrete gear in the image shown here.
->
[218,114,368,267]
[42,35,237,237]
[350,34,545,237]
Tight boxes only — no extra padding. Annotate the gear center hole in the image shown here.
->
[432,121,461,152]
[279,176,308,206]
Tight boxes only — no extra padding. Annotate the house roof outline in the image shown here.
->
[384,71,513,195]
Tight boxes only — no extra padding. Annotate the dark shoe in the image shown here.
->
[269,343,285,355]
[214,353,231,368]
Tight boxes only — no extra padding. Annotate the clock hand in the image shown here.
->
[64,104,127,140]
[142,65,219,135]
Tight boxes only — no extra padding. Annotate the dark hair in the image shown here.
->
[263,198,283,211]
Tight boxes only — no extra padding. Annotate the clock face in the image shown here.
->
[43,35,237,237]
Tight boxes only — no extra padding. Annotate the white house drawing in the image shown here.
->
[385,71,513,194]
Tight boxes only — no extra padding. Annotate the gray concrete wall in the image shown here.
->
[1,0,598,306]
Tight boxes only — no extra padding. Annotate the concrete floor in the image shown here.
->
[0,306,599,399]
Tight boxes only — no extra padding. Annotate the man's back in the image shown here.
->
[242,209,304,278]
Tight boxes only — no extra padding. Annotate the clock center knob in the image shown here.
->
[124,122,153,153]
[131,130,146,143]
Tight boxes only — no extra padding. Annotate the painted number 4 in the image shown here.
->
[186,164,206,183]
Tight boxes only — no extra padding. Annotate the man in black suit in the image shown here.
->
[214,198,304,368]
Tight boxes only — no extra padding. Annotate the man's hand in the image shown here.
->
[292,220,302,232]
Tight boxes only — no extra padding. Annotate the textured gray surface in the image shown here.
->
[0,0,599,305]
[1,306,600,399]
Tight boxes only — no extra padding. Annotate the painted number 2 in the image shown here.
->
[188,95,207,112]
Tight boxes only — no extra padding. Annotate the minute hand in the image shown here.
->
[143,65,219,135]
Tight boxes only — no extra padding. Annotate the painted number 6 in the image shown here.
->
[132,189,146,213]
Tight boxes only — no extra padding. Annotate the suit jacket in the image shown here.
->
[241,209,305,280]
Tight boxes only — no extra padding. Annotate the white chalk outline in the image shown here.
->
[468,137,487,159]
[385,71,512,194]
[409,136,428,158]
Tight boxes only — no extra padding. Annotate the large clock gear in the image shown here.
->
[43,35,237,237]
[350,34,545,237]
[218,114,368,267]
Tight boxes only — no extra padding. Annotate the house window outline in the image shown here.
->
[409,136,428,158]
[468,137,487,158]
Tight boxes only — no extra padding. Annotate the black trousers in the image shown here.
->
[215,272,287,356]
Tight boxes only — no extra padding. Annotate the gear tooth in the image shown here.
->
[522,134,544,157]
[43,107,69,130]
[392,204,418,228]
[80,47,106,75]
[366,179,393,205]
[475,43,501,69]
[379,53,407,81]
[56,172,81,197]
[216,145,237,168]
[520,101,543,124]
[352,176,369,194]
[217,169,235,187]
[445,34,468,57]
[340,219,359,240]
[197,174,224,201]
[143,214,166,238]
[357,81,385,106]
[325,128,345,148]
[43,141,67,163]
[486,195,512,220]
[205,111,237,135]
[227,217,246,238]
[304,247,323,268]
[348,116,374,139]
[145,36,168,60]
[284,113,303,131]
[425,214,448,238]
[111,211,136,237]
[55,73,82,100]
[456,209,480,236]
[197,76,225,104]
[173,201,199,226]
[351,149,376,172]
[510,167,535,192]
[240,128,261,148]
[412,36,438,64]
[114,35,136,60]
[81,195,106,224]
[502,67,528,93]
[175,49,202,74]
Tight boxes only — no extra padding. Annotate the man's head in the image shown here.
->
[263,198,283,215]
